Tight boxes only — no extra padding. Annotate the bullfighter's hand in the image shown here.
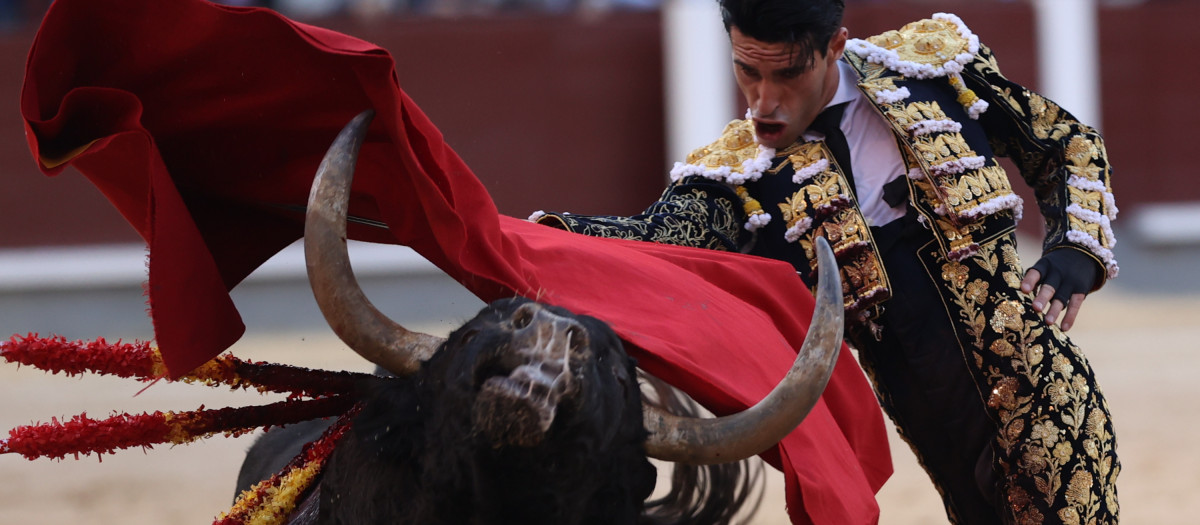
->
[1020,248,1100,332]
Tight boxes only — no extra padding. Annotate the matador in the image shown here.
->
[533,8,1120,524]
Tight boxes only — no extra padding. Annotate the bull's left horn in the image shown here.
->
[642,236,843,465]
[305,110,445,376]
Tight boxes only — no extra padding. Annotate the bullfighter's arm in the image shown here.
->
[963,43,1119,287]
[961,42,1118,329]
[530,175,748,252]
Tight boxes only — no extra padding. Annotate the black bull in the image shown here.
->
[235,111,845,524]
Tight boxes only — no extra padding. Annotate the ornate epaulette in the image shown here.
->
[846,13,988,119]
[669,119,776,231]
[671,119,773,185]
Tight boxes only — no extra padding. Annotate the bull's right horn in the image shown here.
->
[305,110,445,376]
[642,236,844,465]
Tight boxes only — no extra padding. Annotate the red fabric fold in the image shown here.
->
[20,1,890,523]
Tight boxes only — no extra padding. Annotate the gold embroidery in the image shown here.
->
[913,132,974,166]
[1067,161,1104,183]
[818,209,869,254]
[1066,218,1110,247]
[778,191,809,231]
[972,47,1005,82]
[787,142,826,172]
[905,116,1018,229]
[991,299,1025,333]
[1065,135,1098,165]
[1000,242,1024,290]
[804,207,889,319]
[941,261,969,289]
[968,43,1118,276]
[866,18,972,67]
[928,235,1119,523]
[943,165,1015,211]
[742,138,890,320]
[930,214,984,261]
[980,165,1015,197]
[1064,136,1105,182]
[1028,95,1072,141]
[805,174,848,213]
[848,42,1033,266]
[773,140,812,158]
[839,248,889,317]
[566,186,740,251]
[769,141,820,174]
[884,100,950,129]
[775,142,852,217]
[1068,186,1103,213]
[684,120,761,176]
[845,50,889,84]
[858,76,899,95]
[995,86,1027,116]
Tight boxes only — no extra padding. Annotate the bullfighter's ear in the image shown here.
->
[305,110,445,377]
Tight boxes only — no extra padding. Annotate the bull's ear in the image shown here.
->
[642,236,843,465]
[305,110,445,376]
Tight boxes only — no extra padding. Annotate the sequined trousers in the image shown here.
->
[848,217,1119,524]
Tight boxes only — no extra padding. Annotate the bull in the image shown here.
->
[235,112,845,524]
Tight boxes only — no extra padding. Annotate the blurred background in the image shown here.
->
[1,0,1197,523]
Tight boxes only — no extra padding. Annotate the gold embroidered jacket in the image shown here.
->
[533,14,1117,323]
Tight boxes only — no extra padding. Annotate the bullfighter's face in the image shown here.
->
[731,26,847,149]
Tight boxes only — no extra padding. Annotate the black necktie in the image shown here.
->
[807,102,855,196]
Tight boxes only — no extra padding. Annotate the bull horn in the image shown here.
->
[642,235,843,465]
[305,109,445,376]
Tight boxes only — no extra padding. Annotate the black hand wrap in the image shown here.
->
[1029,249,1101,305]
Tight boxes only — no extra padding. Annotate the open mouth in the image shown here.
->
[474,347,569,394]
[472,349,577,447]
[481,362,564,403]
[474,363,567,447]
[754,120,785,141]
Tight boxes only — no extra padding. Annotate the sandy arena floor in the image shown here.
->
[1,288,1195,524]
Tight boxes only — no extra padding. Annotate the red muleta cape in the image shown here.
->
[20,1,891,522]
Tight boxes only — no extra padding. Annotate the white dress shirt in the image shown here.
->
[802,60,908,227]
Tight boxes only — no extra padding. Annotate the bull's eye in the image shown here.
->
[511,307,533,329]
[459,329,478,345]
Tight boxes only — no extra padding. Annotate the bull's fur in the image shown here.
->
[237,297,761,524]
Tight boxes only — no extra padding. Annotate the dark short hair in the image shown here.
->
[719,0,845,69]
